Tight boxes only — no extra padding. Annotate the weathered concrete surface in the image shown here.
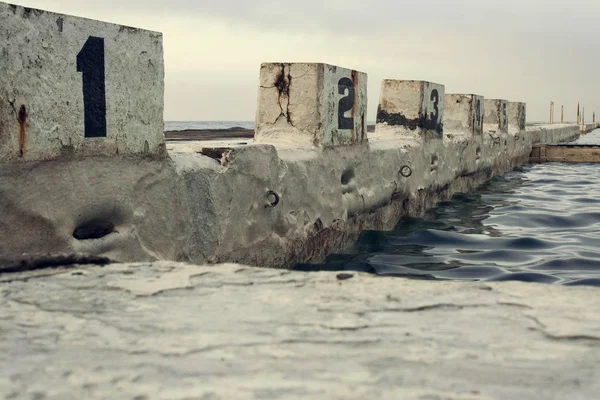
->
[0,2,165,162]
[255,63,367,147]
[507,102,526,134]
[0,123,585,271]
[0,261,598,399]
[528,124,581,144]
[0,157,189,267]
[483,99,508,133]
[375,80,444,141]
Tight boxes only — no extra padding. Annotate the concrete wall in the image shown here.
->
[528,124,582,144]
[0,4,591,271]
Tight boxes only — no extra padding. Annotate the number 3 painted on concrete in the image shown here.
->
[430,89,439,126]
[338,77,355,130]
[77,36,107,138]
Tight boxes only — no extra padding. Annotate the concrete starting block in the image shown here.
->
[444,94,484,135]
[0,2,165,163]
[507,102,526,132]
[375,80,445,141]
[483,99,508,133]
[255,63,367,148]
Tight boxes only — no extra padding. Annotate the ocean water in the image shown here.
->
[296,162,600,286]
[164,121,378,132]
[165,121,255,131]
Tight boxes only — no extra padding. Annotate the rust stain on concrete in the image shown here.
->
[17,105,27,157]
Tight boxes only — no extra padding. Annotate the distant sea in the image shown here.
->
[165,121,378,132]
[164,121,563,132]
[165,121,255,132]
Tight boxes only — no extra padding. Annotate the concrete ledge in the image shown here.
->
[1,261,598,399]
[527,124,583,144]
[1,120,541,269]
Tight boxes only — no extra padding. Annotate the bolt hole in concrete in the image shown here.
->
[430,155,438,171]
[476,147,482,160]
[341,167,355,186]
[73,220,116,240]
[295,163,600,287]
[265,190,280,208]
[400,165,413,178]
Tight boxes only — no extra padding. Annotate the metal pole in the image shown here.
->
[561,105,564,123]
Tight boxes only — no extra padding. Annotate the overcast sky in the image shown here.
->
[14,0,600,122]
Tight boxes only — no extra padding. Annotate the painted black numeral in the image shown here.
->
[77,36,107,138]
[475,99,482,131]
[430,89,439,126]
[502,103,507,128]
[338,77,354,130]
[520,105,526,129]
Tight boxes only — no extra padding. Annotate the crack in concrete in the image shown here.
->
[274,63,296,128]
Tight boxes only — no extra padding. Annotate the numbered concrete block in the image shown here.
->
[507,102,526,131]
[375,80,444,141]
[444,94,484,135]
[0,3,165,163]
[255,63,367,147]
[483,99,508,133]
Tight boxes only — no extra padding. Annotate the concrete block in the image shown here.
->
[0,2,165,163]
[508,102,526,131]
[444,94,484,135]
[255,63,367,148]
[483,99,508,133]
[375,80,445,141]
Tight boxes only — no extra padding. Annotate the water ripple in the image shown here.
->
[295,163,600,286]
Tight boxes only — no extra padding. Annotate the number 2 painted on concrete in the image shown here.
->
[338,77,354,130]
[77,36,107,138]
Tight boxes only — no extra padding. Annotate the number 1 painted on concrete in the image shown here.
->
[77,36,107,138]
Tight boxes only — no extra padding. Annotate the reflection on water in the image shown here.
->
[295,163,600,286]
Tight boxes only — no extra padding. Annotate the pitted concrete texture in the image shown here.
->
[0,261,598,399]
[0,2,165,162]
[255,63,367,148]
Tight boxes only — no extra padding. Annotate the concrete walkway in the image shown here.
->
[1,262,598,399]
[572,128,600,145]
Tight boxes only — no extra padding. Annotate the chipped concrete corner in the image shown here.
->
[0,2,165,162]
[255,62,367,148]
